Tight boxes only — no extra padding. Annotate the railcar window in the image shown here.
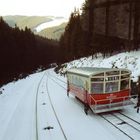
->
[121,74,130,79]
[105,76,119,81]
[121,71,129,74]
[70,76,84,88]
[91,77,104,82]
[105,82,119,93]
[106,71,119,75]
[120,79,129,90]
[91,83,103,93]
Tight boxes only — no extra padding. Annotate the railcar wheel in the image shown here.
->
[67,92,69,97]
[67,88,69,97]
[84,104,89,115]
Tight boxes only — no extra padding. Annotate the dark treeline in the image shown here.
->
[1,0,140,86]
[0,17,59,85]
[59,0,140,62]
[59,9,89,62]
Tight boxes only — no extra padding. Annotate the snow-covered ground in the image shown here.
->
[0,50,140,140]
[35,17,68,32]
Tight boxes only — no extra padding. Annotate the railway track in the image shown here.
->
[48,72,67,84]
[99,112,140,140]
[49,76,67,90]
[45,72,67,140]
[36,71,47,140]
[112,113,140,131]
[48,70,140,140]
[48,72,67,90]
[118,112,140,125]
[51,74,66,84]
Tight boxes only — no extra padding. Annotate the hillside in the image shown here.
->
[3,15,67,40]
[37,22,67,40]
[3,15,52,29]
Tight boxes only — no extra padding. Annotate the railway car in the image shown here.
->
[66,67,136,114]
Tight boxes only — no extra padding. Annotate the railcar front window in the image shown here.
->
[120,79,129,90]
[105,76,119,81]
[105,82,119,93]
[121,70,129,74]
[91,83,103,93]
[121,74,130,79]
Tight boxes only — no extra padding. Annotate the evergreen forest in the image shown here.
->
[0,17,59,85]
[0,0,140,86]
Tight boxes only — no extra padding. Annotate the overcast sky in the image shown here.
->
[0,0,85,17]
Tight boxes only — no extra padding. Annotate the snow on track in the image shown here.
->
[47,69,118,140]
[0,71,45,140]
[0,68,140,140]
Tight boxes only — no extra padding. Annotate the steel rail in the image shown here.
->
[46,72,67,140]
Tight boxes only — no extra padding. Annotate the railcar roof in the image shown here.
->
[67,67,130,77]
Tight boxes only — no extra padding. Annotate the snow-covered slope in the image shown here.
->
[66,51,140,82]
[0,71,45,140]
[0,50,140,140]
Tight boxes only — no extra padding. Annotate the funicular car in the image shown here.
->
[66,67,136,114]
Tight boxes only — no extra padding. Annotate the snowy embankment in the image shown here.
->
[0,68,140,140]
[35,17,68,32]
[0,50,140,140]
[66,50,140,82]
[0,71,45,140]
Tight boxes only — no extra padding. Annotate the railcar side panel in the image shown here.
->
[69,84,86,102]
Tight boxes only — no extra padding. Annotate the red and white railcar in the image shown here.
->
[66,67,136,114]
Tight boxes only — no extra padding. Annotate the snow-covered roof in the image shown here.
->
[67,67,130,77]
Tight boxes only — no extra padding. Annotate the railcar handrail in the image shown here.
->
[89,94,138,106]
[89,94,138,112]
